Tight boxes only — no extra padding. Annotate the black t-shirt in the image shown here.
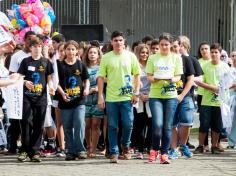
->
[189,55,203,77]
[177,55,195,95]
[57,59,89,109]
[17,56,54,104]
[189,55,203,95]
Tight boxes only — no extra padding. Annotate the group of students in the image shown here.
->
[0,30,236,164]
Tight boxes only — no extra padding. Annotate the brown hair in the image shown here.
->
[29,37,43,47]
[83,46,102,67]
[64,40,79,50]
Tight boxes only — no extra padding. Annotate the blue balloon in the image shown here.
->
[48,11,56,24]
[11,4,19,11]
[17,19,27,29]
[16,11,22,20]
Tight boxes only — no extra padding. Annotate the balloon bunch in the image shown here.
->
[7,0,56,44]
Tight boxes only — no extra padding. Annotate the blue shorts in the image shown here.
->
[173,96,194,127]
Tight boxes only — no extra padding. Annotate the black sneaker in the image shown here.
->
[211,147,221,154]
[227,145,235,149]
[30,154,42,162]
[186,142,195,149]
[193,146,204,154]
[17,152,28,162]
[65,154,76,161]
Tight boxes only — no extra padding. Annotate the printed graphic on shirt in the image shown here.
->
[65,75,81,100]
[211,93,220,102]
[119,75,133,96]
[154,64,173,79]
[161,81,176,95]
[25,72,43,97]
[88,67,99,87]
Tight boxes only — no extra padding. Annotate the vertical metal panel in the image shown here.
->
[233,0,236,51]
[99,0,232,55]
[0,0,234,53]
[182,0,231,55]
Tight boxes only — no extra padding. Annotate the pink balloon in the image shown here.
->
[26,0,36,4]
[26,13,39,26]
[19,4,32,17]
[32,0,45,20]
[19,27,30,39]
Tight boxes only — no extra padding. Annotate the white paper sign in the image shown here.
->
[0,26,12,46]
[5,79,23,119]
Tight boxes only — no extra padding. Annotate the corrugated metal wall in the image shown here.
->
[1,0,235,53]
[99,0,233,55]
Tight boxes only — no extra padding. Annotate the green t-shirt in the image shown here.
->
[201,61,230,106]
[197,58,210,95]
[98,50,140,102]
[146,52,183,98]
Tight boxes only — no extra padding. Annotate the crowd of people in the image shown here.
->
[0,29,236,164]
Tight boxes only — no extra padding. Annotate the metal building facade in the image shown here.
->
[99,0,235,55]
[1,0,235,54]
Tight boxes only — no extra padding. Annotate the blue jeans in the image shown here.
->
[61,105,86,155]
[149,98,178,154]
[106,101,134,155]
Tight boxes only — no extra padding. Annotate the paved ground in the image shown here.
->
[0,113,235,176]
[0,138,236,176]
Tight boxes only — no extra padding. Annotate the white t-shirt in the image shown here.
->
[9,50,31,72]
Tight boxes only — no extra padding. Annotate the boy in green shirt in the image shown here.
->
[194,43,230,154]
[97,31,140,163]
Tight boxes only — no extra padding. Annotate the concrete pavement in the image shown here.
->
[0,138,235,176]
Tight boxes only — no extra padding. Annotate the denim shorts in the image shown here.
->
[173,96,195,127]
[199,105,222,133]
[85,105,104,118]
[85,93,104,118]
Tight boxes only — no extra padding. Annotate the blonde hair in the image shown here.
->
[134,44,150,60]
[179,35,191,52]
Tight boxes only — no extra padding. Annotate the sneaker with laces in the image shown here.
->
[168,149,180,159]
[30,154,42,162]
[148,150,159,163]
[78,151,87,159]
[135,153,144,159]
[17,152,28,162]
[56,150,66,157]
[193,145,204,154]
[110,155,118,163]
[179,144,193,158]
[160,154,170,164]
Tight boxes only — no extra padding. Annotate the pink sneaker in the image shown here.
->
[148,150,159,163]
[160,154,171,164]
